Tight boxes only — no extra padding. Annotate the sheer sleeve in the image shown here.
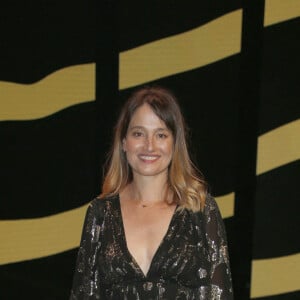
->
[70,199,104,300]
[202,195,233,299]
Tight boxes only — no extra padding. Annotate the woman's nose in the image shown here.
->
[145,136,154,151]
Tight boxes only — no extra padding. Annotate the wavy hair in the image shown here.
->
[100,85,207,211]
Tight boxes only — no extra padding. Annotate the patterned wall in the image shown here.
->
[0,0,299,299]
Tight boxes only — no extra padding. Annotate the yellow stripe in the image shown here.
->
[264,0,300,26]
[0,63,95,121]
[251,253,300,298]
[0,204,89,265]
[119,10,242,90]
[0,194,234,265]
[215,192,235,219]
[257,119,300,175]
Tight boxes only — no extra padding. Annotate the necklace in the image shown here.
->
[138,200,171,209]
[138,202,158,208]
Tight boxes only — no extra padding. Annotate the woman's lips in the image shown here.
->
[139,155,160,162]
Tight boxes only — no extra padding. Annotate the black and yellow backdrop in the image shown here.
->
[0,0,299,299]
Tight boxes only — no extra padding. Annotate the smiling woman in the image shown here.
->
[122,103,174,180]
[70,86,233,299]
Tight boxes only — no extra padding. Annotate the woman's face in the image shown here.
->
[123,103,174,180]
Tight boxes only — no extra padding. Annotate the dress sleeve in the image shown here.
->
[70,200,104,300]
[202,195,233,299]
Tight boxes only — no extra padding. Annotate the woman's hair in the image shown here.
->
[100,85,207,211]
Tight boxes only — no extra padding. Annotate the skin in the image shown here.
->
[120,104,177,276]
[122,103,174,179]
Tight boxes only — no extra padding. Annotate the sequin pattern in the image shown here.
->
[70,195,233,299]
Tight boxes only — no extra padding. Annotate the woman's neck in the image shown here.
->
[125,175,172,205]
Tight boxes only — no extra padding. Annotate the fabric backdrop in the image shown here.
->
[0,1,299,299]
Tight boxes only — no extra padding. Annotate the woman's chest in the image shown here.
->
[97,208,210,286]
[123,209,177,276]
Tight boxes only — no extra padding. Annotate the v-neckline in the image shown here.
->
[116,195,178,278]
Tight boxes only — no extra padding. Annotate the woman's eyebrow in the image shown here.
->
[129,125,168,131]
[128,125,144,130]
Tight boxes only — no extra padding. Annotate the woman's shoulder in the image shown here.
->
[189,194,219,221]
[204,194,218,210]
[89,194,119,212]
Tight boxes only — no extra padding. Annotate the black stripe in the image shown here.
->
[254,161,300,259]
[0,102,98,219]
[0,250,76,299]
[0,1,96,83]
[259,18,300,134]
[231,1,265,298]
[95,0,120,194]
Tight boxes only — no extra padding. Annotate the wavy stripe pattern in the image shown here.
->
[1,11,242,121]
[1,3,298,298]
[0,63,95,121]
[1,6,297,121]
[119,10,242,90]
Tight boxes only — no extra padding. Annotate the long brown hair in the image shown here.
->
[100,85,207,211]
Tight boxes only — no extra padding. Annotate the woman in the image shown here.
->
[70,86,233,299]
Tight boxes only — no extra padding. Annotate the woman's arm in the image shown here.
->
[202,195,233,299]
[70,200,104,300]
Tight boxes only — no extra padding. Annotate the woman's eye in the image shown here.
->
[158,133,167,139]
[133,131,143,137]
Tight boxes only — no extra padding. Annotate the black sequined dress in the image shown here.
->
[70,195,233,299]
